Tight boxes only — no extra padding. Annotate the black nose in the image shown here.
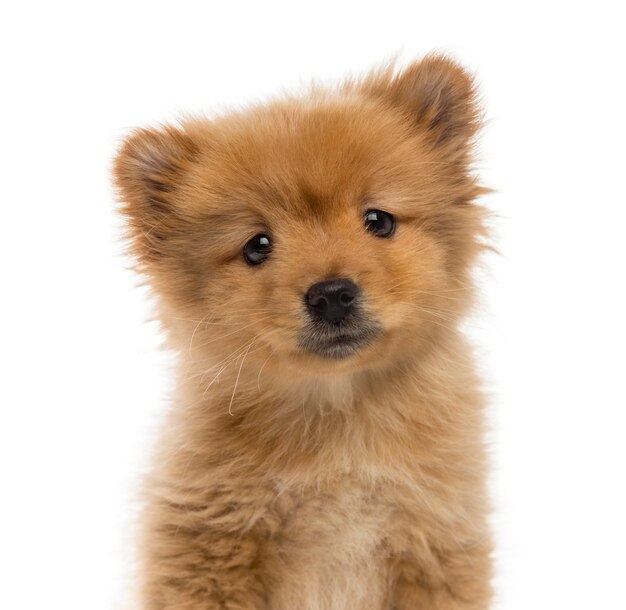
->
[306,278,359,324]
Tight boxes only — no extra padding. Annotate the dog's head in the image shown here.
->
[114,55,487,381]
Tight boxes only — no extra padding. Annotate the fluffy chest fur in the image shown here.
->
[143,342,487,609]
[263,478,393,610]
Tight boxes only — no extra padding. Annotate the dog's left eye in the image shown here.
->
[243,234,272,265]
[364,209,396,238]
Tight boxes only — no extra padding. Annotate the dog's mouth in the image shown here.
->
[297,324,381,359]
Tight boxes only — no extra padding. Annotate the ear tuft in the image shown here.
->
[112,125,198,264]
[113,125,198,213]
[361,54,480,151]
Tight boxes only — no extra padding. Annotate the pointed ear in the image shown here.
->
[112,125,199,264]
[361,54,480,153]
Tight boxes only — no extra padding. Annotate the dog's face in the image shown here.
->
[114,56,486,379]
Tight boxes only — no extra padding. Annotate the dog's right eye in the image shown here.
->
[243,234,272,265]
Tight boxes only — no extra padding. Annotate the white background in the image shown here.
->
[1,1,625,609]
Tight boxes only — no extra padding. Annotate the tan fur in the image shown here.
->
[113,54,493,610]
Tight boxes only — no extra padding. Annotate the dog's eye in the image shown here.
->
[243,234,272,265]
[364,209,395,238]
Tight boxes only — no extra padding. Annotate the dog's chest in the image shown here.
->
[264,479,394,610]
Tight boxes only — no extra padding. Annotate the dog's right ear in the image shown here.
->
[113,125,199,264]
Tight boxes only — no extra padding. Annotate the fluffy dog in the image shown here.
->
[114,54,492,610]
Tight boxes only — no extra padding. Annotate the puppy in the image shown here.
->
[114,54,492,610]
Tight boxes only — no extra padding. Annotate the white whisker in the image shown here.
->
[228,337,257,416]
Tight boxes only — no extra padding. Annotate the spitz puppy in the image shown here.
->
[114,54,492,610]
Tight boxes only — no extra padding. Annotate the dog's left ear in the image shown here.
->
[360,54,480,154]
